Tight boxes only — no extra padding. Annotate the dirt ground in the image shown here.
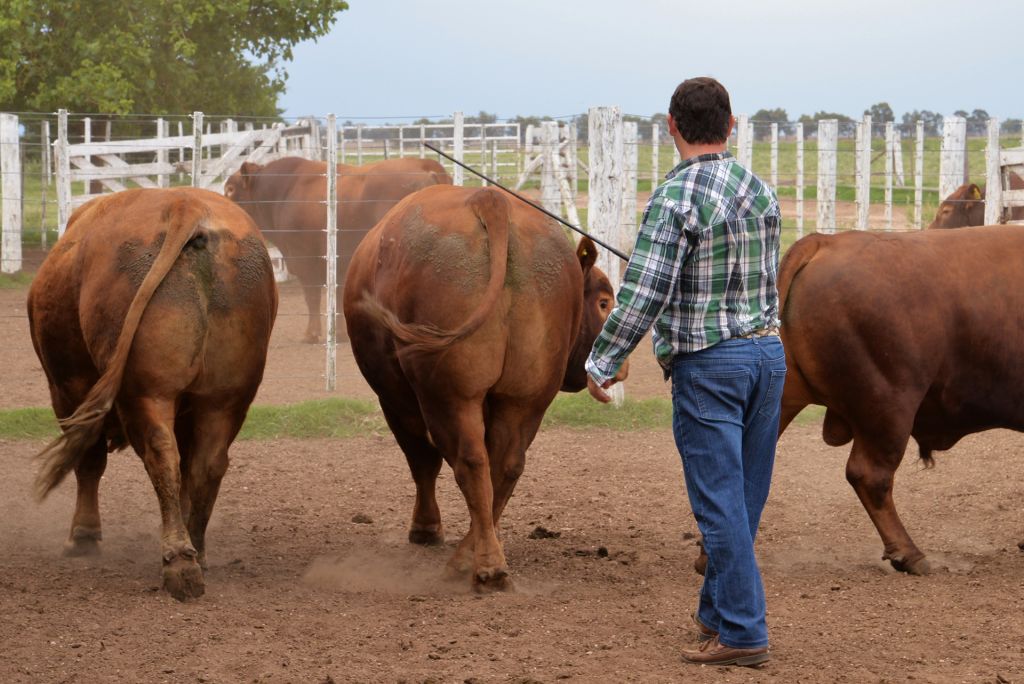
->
[3,260,1024,683]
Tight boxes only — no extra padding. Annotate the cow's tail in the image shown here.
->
[34,195,208,501]
[359,187,508,355]
[778,233,827,315]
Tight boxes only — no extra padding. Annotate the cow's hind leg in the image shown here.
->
[486,401,544,527]
[425,401,509,592]
[124,397,204,600]
[846,436,929,575]
[300,280,323,344]
[379,399,445,546]
[180,402,245,570]
[63,442,108,557]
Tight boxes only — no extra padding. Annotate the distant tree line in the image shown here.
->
[749,103,1021,139]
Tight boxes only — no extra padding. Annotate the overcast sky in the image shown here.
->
[280,0,1024,123]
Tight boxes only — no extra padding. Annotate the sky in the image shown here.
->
[280,0,1024,123]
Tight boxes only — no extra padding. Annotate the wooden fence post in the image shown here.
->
[325,113,338,391]
[40,120,51,248]
[0,113,22,273]
[398,126,404,158]
[588,106,625,405]
[884,122,894,229]
[621,121,639,238]
[452,111,464,186]
[939,115,967,200]
[736,114,751,168]
[540,121,560,214]
[651,122,660,189]
[191,111,203,187]
[770,123,778,188]
[985,117,1002,226]
[419,124,426,159]
[914,121,924,228]
[796,122,804,238]
[567,122,578,200]
[156,118,169,188]
[855,114,871,230]
[817,119,837,233]
[356,124,363,165]
[894,129,905,187]
[56,109,71,238]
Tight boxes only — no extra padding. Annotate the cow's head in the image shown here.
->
[223,162,263,206]
[928,183,985,229]
[561,237,628,392]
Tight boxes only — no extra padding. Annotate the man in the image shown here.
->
[585,77,784,668]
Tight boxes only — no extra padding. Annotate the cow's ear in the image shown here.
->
[969,184,983,201]
[577,237,598,275]
[239,162,260,190]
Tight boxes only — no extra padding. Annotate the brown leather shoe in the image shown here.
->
[691,612,716,643]
[681,636,770,667]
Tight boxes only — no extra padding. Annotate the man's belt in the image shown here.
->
[735,326,780,339]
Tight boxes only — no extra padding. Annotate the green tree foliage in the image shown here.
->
[751,108,791,139]
[0,0,348,116]
[797,111,854,128]
[899,110,943,137]
[863,101,894,137]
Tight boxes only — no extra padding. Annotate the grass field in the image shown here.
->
[0,395,826,441]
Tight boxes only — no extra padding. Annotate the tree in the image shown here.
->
[797,111,853,128]
[863,102,894,137]
[899,110,943,137]
[0,1,348,116]
[966,108,990,136]
[751,108,791,139]
[1002,119,1023,135]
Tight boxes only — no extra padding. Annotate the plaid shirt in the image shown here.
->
[586,151,781,384]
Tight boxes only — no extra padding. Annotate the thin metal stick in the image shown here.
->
[424,143,628,261]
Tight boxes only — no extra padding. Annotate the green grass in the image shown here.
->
[0,395,825,442]
[238,398,387,439]
[0,407,59,439]
[0,270,34,288]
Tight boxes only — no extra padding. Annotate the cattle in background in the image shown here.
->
[928,172,1024,228]
[776,226,1024,574]
[224,156,451,342]
[29,188,278,601]
[344,185,625,591]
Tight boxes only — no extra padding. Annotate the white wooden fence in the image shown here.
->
[339,117,521,183]
[53,110,320,237]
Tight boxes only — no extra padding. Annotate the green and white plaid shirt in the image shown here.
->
[586,151,781,384]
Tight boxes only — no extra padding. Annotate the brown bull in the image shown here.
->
[776,226,1024,574]
[28,188,278,600]
[343,185,624,591]
[224,156,451,342]
[928,172,1024,228]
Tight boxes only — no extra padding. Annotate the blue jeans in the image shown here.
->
[671,335,786,649]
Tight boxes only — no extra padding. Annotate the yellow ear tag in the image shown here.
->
[972,187,982,200]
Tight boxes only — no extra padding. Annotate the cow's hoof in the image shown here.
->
[693,549,707,576]
[409,525,445,546]
[888,554,931,576]
[473,568,512,593]
[63,527,102,557]
[1017,539,1024,552]
[163,555,205,601]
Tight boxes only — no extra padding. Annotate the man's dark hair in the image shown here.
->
[669,77,732,144]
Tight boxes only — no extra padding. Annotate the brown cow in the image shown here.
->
[776,226,1024,575]
[28,188,278,600]
[343,185,625,591]
[928,172,1024,228]
[224,156,451,342]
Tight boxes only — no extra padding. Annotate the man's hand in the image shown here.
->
[587,375,616,404]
